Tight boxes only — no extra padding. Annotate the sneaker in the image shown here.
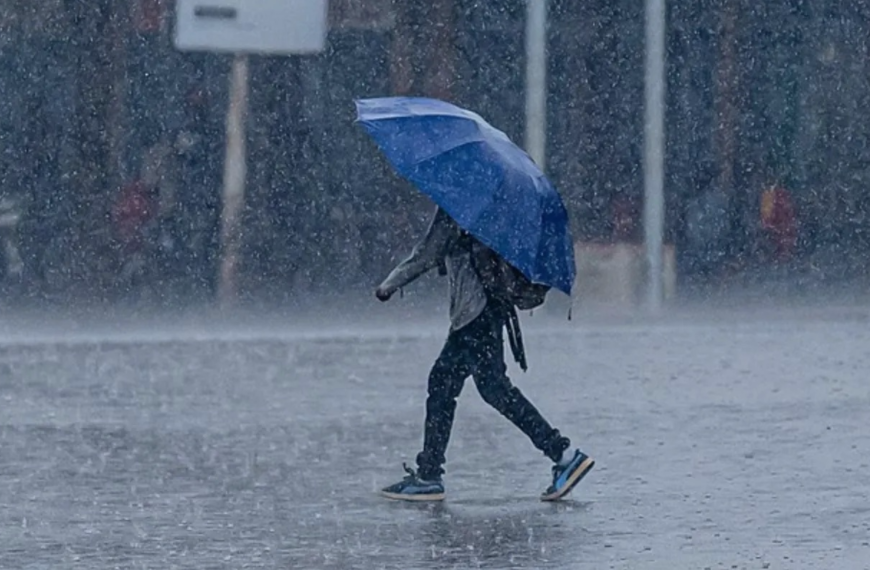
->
[541,449,595,501]
[380,463,445,502]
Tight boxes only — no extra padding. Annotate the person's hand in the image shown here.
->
[375,287,393,302]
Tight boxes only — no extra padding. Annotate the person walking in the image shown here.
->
[376,206,594,502]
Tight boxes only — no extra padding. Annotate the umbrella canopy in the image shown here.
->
[355,96,575,295]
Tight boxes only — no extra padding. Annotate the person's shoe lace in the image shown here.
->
[402,462,418,482]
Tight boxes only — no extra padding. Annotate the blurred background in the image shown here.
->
[0,0,867,311]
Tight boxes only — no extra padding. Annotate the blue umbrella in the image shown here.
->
[354,96,576,295]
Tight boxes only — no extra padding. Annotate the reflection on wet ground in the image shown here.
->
[2,317,869,568]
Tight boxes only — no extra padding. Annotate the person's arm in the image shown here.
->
[376,207,454,300]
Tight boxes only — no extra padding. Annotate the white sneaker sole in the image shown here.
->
[541,456,595,502]
[379,490,446,502]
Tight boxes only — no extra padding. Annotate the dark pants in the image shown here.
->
[416,303,570,480]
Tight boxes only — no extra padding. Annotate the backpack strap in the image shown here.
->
[464,237,513,303]
[504,304,528,372]
[461,233,529,371]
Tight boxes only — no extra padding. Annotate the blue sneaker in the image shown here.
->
[541,449,595,501]
[380,463,445,502]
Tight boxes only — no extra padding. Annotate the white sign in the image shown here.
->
[174,0,328,54]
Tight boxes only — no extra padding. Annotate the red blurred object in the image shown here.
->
[135,0,167,34]
[611,195,639,242]
[760,185,797,260]
[112,180,157,253]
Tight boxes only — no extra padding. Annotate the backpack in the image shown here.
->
[502,263,550,311]
[462,234,551,311]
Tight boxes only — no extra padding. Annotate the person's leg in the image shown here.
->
[416,329,474,480]
[470,305,594,500]
[381,327,475,501]
[471,308,570,462]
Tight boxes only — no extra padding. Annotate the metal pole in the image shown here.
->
[218,53,249,306]
[643,0,666,313]
[525,0,547,170]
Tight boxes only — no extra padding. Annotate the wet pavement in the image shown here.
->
[1,310,869,569]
